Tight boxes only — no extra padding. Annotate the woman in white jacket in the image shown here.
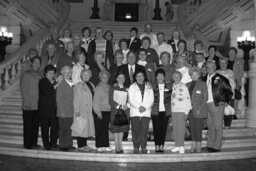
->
[72,52,89,85]
[128,69,154,154]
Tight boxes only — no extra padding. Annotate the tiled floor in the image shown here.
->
[0,155,256,171]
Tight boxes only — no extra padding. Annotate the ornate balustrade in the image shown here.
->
[0,0,70,99]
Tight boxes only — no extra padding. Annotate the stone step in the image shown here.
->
[0,142,255,163]
[0,105,21,110]
[0,133,255,150]
[0,123,254,138]
[0,109,22,114]
[0,101,22,106]
[0,112,247,127]
[0,118,247,128]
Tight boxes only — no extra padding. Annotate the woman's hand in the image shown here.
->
[75,112,80,117]
[56,75,63,83]
[139,106,146,113]
[122,104,128,110]
[97,113,103,119]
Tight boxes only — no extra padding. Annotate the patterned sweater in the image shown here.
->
[171,82,192,114]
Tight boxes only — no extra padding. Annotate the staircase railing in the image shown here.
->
[0,0,70,99]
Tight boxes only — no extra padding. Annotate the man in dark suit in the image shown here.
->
[117,51,146,141]
[203,61,233,153]
[117,51,146,88]
[127,27,141,54]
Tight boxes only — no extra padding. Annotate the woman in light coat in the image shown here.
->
[128,69,154,154]
[72,69,95,152]
[72,52,89,85]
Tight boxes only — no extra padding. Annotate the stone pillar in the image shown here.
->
[90,0,100,19]
[152,0,162,20]
[245,0,256,128]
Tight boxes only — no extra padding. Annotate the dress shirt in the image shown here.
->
[65,79,74,87]
[137,60,147,67]
[206,73,215,103]
[122,49,130,64]
[158,84,165,111]
[129,37,135,47]
[174,39,179,51]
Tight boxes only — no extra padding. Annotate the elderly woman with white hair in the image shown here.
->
[72,69,95,152]
[176,56,192,84]
[93,70,112,152]
[56,66,75,151]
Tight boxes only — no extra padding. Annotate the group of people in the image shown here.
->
[20,23,241,154]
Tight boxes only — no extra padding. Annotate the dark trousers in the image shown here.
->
[22,110,39,149]
[224,99,235,127]
[123,120,130,140]
[207,102,225,150]
[189,113,204,142]
[130,117,150,149]
[77,137,87,148]
[59,118,73,149]
[152,112,169,146]
[40,117,58,148]
[93,111,110,148]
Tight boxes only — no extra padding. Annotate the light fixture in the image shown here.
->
[0,26,13,62]
[125,13,132,19]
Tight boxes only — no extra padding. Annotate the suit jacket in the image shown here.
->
[38,78,57,117]
[20,69,41,110]
[56,79,74,118]
[205,55,220,70]
[87,39,114,68]
[187,80,208,118]
[210,73,233,106]
[167,39,178,53]
[117,64,146,87]
[139,62,156,84]
[151,83,172,116]
[146,48,159,66]
[90,63,108,86]
[41,54,60,73]
[128,37,141,53]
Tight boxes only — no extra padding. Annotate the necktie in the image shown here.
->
[129,66,134,83]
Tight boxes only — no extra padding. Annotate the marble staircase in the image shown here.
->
[0,90,256,163]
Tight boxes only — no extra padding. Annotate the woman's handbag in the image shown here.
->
[71,116,87,135]
[113,107,128,126]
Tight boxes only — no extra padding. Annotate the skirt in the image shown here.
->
[109,121,129,133]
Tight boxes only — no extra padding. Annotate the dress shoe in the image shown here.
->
[59,148,68,151]
[32,145,42,149]
[201,147,210,151]
[208,148,220,153]
[141,149,148,154]
[171,147,180,152]
[44,146,51,150]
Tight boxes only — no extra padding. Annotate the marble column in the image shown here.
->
[245,0,256,128]
[90,0,100,19]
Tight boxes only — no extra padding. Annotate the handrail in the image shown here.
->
[0,0,70,98]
